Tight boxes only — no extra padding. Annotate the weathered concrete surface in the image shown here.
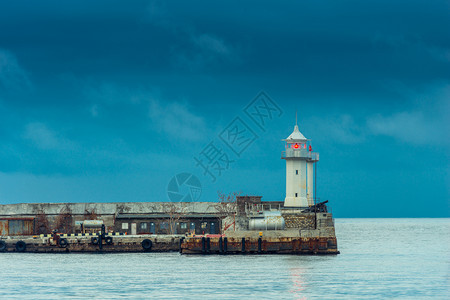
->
[0,202,219,217]
[0,235,182,253]
[224,228,335,239]
[0,202,223,234]
[0,229,338,255]
[0,202,339,255]
[181,236,339,255]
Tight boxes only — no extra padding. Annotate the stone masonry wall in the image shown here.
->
[282,213,315,229]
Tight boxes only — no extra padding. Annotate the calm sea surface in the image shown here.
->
[0,219,449,299]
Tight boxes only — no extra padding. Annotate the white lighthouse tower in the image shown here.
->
[282,117,319,208]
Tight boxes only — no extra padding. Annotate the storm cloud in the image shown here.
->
[0,0,448,217]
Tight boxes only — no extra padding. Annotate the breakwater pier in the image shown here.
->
[0,233,339,255]
[0,197,339,255]
[1,123,339,255]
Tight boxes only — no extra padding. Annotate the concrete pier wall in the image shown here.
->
[0,202,218,217]
[0,202,222,235]
[0,201,337,238]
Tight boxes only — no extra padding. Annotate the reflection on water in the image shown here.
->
[289,267,307,299]
[0,219,448,299]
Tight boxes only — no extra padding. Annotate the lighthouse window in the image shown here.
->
[296,170,298,175]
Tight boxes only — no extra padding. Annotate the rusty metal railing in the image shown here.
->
[245,203,282,216]
[281,150,319,161]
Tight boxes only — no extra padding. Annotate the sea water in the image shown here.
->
[0,219,449,299]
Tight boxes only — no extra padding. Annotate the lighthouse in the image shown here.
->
[281,119,319,208]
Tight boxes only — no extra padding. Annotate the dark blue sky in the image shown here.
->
[0,0,448,217]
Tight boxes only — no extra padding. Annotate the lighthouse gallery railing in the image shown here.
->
[281,150,319,161]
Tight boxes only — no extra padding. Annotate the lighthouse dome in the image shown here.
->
[283,124,307,142]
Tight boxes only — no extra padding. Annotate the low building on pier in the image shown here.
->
[0,198,282,236]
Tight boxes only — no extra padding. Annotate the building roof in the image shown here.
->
[0,202,219,216]
[116,214,219,219]
[283,124,307,142]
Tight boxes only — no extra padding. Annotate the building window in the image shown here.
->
[140,222,147,230]
[296,170,298,175]
[160,222,168,230]
[122,223,129,230]
[149,222,155,234]
[295,193,298,197]
[180,222,187,229]
[201,222,208,229]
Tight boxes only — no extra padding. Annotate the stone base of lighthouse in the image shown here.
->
[284,196,309,208]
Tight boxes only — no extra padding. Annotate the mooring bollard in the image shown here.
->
[223,237,228,253]
[219,237,223,253]
[179,237,184,253]
[201,237,206,254]
[0,240,7,252]
[241,237,246,253]
[98,224,106,251]
[258,237,262,253]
